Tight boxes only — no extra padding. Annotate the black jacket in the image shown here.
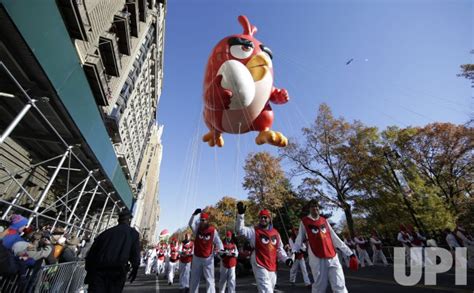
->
[85,224,140,272]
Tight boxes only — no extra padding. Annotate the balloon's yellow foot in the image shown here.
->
[203,131,224,147]
[255,130,288,147]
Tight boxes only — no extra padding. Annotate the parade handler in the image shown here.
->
[188,208,224,293]
[293,200,358,293]
[218,231,239,293]
[236,202,293,293]
[178,233,194,291]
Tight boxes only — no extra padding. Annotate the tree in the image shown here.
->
[242,152,291,210]
[388,123,473,212]
[281,104,375,237]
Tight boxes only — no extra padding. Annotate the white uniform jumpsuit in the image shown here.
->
[294,215,353,293]
[188,213,223,293]
[370,236,388,265]
[455,227,474,269]
[289,238,311,286]
[145,248,157,275]
[156,245,168,275]
[397,230,413,266]
[236,214,290,293]
[218,241,239,293]
[354,236,373,267]
[179,240,193,290]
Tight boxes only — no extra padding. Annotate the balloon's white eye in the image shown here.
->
[271,238,277,245]
[261,236,270,245]
[198,234,204,239]
[204,235,211,241]
[311,228,319,234]
[230,45,254,59]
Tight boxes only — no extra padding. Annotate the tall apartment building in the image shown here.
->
[0,0,165,234]
[131,123,163,243]
[58,0,166,231]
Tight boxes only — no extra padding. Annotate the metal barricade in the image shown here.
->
[34,261,86,293]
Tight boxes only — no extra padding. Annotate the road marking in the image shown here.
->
[345,276,471,293]
[155,273,160,292]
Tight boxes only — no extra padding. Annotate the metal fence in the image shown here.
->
[0,261,87,293]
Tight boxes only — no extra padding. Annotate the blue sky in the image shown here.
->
[156,0,473,237]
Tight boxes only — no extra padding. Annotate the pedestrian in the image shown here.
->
[354,233,373,267]
[370,230,388,266]
[343,233,358,268]
[156,241,167,275]
[85,210,140,293]
[58,236,80,263]
[288,228,311,287]
[219,231,238,293]
[397,224,412,266]
[179,232,193,292]
[2,214,28,249]
[236,202,293,293]
[188,208,223,293]
[454,221,474,269]
[293,200,358,293]
[145,246,157,275]
[167,237,180,285]
[407,225,426,267]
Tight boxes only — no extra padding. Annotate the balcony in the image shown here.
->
[83,54,109,106]
[113,12,132,56]
[105,106,122,144]
[125,1,139,37]
[138,0,148,22]
[57,0,90,41]
[99,32,121,77]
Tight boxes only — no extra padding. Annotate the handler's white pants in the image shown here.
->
[168,261,178,284]
[145,257,156,274]
[179,262,191,289]
[357,249,373,267]
[219,264,236,293]
[372,249,388,265]
[156,259,166,275]
[308,253,347,293]
[250,255,277,293]
[289,258,311,285]
[190,255,215,293]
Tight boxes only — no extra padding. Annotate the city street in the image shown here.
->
[124,265,474,293]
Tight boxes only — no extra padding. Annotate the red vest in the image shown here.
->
[371,237,382,250]
[157,247,166,261]
[355,237,369,250]
[222,242,238,268]
[254,226,280,272]
[169,244,179,262]
[194,225,215,258]
[302,216,336,259]
[180,241,194,263]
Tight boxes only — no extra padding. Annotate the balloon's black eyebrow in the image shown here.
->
[260,44,273,59]
[228,37,254,48]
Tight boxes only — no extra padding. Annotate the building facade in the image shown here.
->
[0,0,165,236]
[131,123,163,243]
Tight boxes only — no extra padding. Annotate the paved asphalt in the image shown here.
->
[124,265,474,293]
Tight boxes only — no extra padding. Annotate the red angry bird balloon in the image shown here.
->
[202,15,290,148]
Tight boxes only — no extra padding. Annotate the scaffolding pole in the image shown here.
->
[27,147,71,226]
[0,100,36,144]
[67,171,92,224]
[76,183,100,237]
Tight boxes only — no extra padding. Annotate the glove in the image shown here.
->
[193,208,202,216]
[349,254,359,272]
[286,259,294,268]
[128,268,138,283]
[237,202,246,215]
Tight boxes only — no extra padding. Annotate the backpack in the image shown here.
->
[0,240,20,275]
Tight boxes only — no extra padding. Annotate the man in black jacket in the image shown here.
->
[85,210,140,293]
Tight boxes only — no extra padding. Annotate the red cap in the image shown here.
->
[226,230,233,238]
[200,212,209,220]
[258,209,271,218]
